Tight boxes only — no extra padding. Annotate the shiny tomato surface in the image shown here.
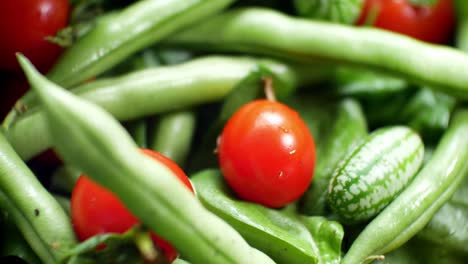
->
[218,99,316,208]
[0,0,69,72]
[357,0,455,44]
[71,149,194,262]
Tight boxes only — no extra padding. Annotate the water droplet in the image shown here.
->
[289,149,296,155]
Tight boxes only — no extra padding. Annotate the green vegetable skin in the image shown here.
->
[301,98,368,216]
[0,133,77,264]
[17,54,275,264]
[167,8,468,99]
[293,0,363,24]
[148,110,196,167]
[47,0,234,88]
[328,126,424,223]
[4,56,322,161]
[191,170,344,264]
[342,109,468,264]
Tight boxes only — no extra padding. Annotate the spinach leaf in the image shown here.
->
[191,169,344,264]
[293,0,364,24]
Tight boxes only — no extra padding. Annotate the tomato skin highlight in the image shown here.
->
[0,0,70,73]
[71,149,194,262]
[218,100,316,208]
[356,0,455,44]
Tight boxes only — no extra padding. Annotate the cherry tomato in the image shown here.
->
[0,0,70,73]
[71,149,194,262]
[218,99,316,208]
[356,0,455,44]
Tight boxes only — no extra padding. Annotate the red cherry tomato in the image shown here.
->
[0,0,70,73]
[356,0,455,44]
[71,149,194,262]
[218,99,316,208]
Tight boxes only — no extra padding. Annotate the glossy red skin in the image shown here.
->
[71,149,194,262]
[0,0,69,73]
[356,0,455,44]
[218,100,316,208]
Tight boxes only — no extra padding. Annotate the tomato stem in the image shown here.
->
[263,77,276,102]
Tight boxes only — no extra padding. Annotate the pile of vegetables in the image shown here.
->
[1,0,467,263]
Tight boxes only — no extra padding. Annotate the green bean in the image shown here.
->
[4,56,323,161]
[125,119,148,148]
[167,8,468,99]
[0,133,77,264]
[18,54,275,264]
[47,0,234,88]
[148,110,196,167]
[342,109,468,264]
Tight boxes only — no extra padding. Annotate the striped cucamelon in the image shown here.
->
[327,126,424,223]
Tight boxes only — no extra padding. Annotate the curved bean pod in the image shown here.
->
[18,54,275,264]
[3,56,323,161]
[341,109,468,264]
[167,8,468,99]
[0,133,77,264]
[47,0,234,88]
[149,110,196,167]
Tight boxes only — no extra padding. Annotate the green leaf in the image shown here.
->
[409,0,437,6]
[301,216,344,264]
[191,169,344,264]
[399,88,456,143]
[332,67,409,98]
[416,173,468,254]
[293,0,364,24]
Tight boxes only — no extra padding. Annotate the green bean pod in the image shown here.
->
[0,133,77,264]
[47,0,234,88]
[125,119,148,148]
[4,56,319,161]
[168,8,468,99]
[17,54,275,264]
[342,109,468,264]
[149,110,196,167]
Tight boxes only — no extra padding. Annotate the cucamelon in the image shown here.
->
[328,126,424,223]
